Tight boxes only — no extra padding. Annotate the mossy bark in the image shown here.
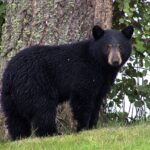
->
[0,0,112,135]
[0,0,95,77]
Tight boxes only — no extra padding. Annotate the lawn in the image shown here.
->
[0,123,150,150]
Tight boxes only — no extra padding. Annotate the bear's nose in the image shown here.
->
[112,60,119,66]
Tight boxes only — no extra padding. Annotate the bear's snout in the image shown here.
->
[108,47,122,67]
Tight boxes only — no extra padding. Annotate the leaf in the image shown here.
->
[144,56,150,68]
[134,101,144,108]
[135,40,145,53]
[109,101,114,107]
[146,101,150,109]
[119,18,124,23]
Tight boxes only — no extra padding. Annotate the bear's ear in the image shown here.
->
[92,25,104,40]
[122,25,134,39]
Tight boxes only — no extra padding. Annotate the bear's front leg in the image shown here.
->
[70,90,94,132]
[89,99,102,129]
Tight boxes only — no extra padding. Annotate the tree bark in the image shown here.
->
[94,0,112,29]
[0,0,113,134]
[0,0,95,77]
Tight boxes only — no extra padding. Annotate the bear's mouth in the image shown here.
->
[109,61,121,67]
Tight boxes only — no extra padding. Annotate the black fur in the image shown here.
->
[1,26,133,140]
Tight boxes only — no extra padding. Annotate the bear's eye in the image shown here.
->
[107,44,112,51]
[106,44,112,54]
[107,44,112,49]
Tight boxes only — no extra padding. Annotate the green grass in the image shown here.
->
[0,123,150,150]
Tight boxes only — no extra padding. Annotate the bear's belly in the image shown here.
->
[57,84,71,103]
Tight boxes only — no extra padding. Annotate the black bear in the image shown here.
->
[1,25,133,140]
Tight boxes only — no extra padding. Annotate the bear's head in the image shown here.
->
[90,25,134,68]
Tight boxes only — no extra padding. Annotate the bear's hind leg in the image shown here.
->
[6,113,31,140]
[32,96,58,137]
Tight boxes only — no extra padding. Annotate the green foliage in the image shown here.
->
[110,0,150,121]
[106,112,128,122]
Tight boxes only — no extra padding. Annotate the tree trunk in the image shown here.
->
[94,0,112,29]
[0,0,112,135]
[0,0,95,77]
